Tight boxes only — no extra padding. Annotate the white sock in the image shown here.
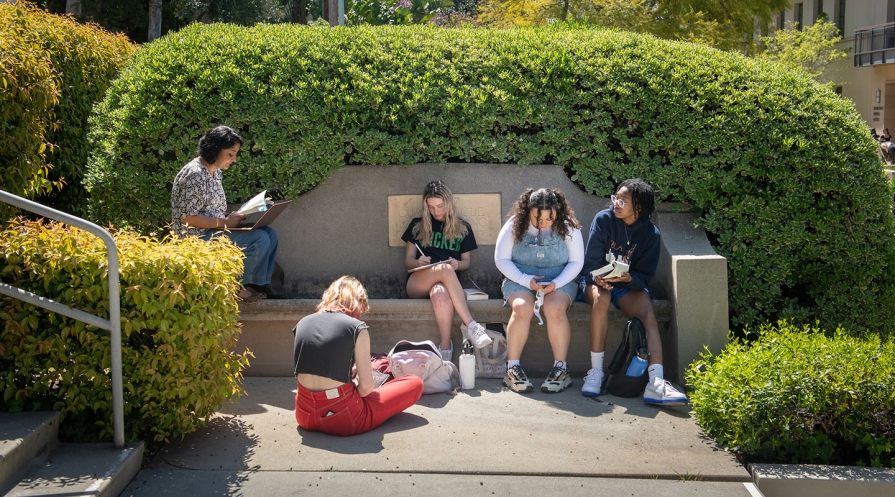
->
[507,359,520,369]
[554,360,567,370]
[590,351,604,370]
[468,319,479,328]
[648,364,664,383]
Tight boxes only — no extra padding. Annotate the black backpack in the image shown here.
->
[604,317,650,397]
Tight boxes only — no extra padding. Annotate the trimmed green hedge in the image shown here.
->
[686,322,895,467]
[0,2,136,216]
[0,219,250,443]
[85,23,895,336]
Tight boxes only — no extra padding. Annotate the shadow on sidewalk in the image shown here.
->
[296,412,429,455]
[149,415,259,471]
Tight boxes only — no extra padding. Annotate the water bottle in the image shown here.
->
[625,348,649,377]
[459,339,476,390]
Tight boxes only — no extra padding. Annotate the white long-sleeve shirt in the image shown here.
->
[494,215,584,289]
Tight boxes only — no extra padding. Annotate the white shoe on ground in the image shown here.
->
[581,368,603,397]
[643,377,688,405]
[462,322,493,349]
[440,340,453,362]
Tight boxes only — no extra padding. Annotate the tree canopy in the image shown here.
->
[478,0,791,52]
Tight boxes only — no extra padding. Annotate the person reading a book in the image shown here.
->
[401,180,492,361]
[293,276,424,436]
[171,126,279,303]
[494,188,583,393]
[580,179,687,405]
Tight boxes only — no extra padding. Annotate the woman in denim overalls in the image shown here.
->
[494,188,584,393]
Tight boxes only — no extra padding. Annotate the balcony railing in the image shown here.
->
[855,22,895,66]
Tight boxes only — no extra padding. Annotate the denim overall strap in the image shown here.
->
[510,232,570,282]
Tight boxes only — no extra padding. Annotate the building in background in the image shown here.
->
[779,1,895,133]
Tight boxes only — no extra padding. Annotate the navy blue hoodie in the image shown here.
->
[581,208,660,291]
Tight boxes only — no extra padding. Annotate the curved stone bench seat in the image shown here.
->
[237,298,672,378]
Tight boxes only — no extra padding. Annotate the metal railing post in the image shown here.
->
[0,190,124,448]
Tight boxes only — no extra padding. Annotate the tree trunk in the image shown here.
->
[148,0,163,42]
[325,0,338,26]
[65,0,82,17]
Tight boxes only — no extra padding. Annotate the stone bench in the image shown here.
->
[235,163,729,384]
[237,298,672,378]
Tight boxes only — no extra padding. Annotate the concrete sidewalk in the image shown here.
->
[123,377,757,496]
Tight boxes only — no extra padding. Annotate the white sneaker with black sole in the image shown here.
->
[541,366,572,393]
[503,365,533,393]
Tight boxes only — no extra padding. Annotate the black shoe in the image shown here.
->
[246,283,280,299]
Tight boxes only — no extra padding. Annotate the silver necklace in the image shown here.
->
[624,224,631,246]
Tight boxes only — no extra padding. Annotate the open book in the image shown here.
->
[237,191,272,215]
[464,279,488,300]
[464,288,488,300]
[591,260,629,280]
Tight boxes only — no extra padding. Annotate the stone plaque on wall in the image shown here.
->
[388,194,502,247]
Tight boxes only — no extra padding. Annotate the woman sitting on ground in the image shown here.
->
[293,276,424,437]
[401,180,492,361]
[170,125,279,302]
[494,188,584,394]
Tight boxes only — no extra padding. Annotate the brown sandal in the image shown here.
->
[238,287,264,303]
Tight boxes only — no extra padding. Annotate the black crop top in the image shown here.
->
[292,311,369,383]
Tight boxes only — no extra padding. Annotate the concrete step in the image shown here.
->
[6,442,143,497]
[0,412,60,493]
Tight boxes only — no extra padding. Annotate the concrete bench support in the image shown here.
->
[654,211,729,383]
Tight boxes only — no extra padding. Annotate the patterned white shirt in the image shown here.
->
[170,158,227,237]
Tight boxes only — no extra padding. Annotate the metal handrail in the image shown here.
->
[0,190,124,448]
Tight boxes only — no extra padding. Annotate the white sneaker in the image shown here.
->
[581,368,603,397]
[462,322,493,349]
[643,378,688,406]
[440,340,453,362]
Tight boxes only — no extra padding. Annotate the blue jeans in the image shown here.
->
[202,226,279,285]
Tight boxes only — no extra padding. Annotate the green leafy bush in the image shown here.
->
[0,2,136,217]
[1,2,136,216]
[0,2,61,208]
[0,219,251,443]
[85,24,895,336]
[686,321,895,467]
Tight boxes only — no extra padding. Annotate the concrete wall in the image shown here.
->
[271,163,629,299]
[752,463,895,497]
[247,163,728,383]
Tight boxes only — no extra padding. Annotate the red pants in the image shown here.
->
[294,375,424,436]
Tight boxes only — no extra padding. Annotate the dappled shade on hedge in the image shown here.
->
[85,23,895,337]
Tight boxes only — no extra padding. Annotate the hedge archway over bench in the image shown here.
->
[85,23,895,336]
